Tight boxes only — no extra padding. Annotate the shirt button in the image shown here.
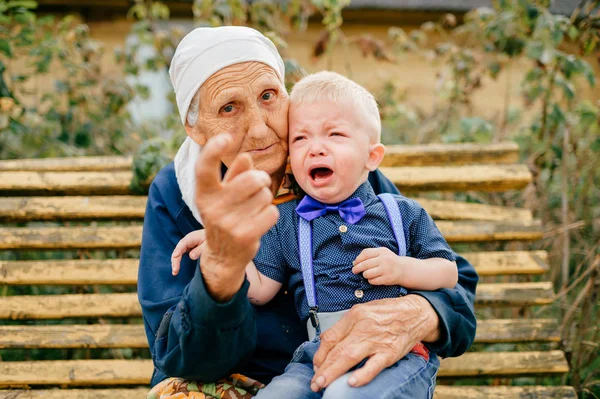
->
[354,289,364,299]
[339,225,348,233]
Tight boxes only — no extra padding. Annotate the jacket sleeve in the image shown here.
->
[368,169,478,358]
[138,180,256,382]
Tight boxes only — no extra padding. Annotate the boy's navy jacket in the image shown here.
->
[137,162,478,387]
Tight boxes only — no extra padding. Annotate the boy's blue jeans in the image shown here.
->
[255,338,439,399]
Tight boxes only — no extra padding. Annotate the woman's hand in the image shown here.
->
[310,295,440,391]
[194,134,279,302]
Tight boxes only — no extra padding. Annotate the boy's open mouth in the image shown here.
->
[309,167,334,183]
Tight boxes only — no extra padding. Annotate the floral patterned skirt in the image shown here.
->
[147,374,265,399]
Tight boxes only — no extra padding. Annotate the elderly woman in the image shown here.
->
[138,26,478,398]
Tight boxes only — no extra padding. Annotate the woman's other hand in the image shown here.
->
[310,295,440,391]
[194,134,280,301]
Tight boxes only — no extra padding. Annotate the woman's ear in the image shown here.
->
[366,143,386,171]
[185,123,207,146]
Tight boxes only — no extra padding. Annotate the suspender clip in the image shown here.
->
[309,307,319,329]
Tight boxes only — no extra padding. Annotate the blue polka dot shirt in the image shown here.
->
[253,181,456,323]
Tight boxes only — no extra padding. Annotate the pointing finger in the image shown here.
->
[195,134,232,196]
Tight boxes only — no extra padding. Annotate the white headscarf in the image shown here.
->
[169,26,285,223]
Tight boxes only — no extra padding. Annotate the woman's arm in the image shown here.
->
[138,169,257,384]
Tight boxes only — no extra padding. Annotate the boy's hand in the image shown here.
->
[171,229,207,276]
[352,247,412,286]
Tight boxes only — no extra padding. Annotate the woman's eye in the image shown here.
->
[262,91,275,101]
[222,104,234,113]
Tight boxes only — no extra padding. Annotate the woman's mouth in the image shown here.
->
[248,143,276,154]
[310,167,334,185]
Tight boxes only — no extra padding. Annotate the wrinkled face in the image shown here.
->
[186,62,289,177]
[289,100,385,204]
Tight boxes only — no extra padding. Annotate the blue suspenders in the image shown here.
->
[298,194,406,334]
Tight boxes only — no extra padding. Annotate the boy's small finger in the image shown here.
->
[352,258,378,274]
[353,248,379,265]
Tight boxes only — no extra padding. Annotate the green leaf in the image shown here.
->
[0,39,12,57]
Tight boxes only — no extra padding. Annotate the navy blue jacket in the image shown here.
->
[138,162,478,387]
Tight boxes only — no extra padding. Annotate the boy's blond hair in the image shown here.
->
[289,71,381,143]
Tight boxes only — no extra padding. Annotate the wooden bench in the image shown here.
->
[0,142,576,398]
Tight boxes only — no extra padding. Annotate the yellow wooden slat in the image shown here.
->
[415,198,532,222]
[0,389,150,398]
[0,225,143,250]
[433,386,577,399]
[0,351,569,387]
[381,142,519,167]
[0,319,560,349]
[0,386,578,399]
[439,350,569,377]
[0,283,554,320]
[0,143,518,174]
[0,259,139,285]
[0,220,541,250]
[0,171,133,196]
[0,251,548,286]
[0,164,531,196]
[0,156,132,172]
[0,196,147,222]
[380,164,532,192]
[476,282,555,307]
[462,250,548,276]
[0,196,531,222]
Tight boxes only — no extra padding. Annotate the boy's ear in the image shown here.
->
[185,123,207,146]
[366,143,386,171]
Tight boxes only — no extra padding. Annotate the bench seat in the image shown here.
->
[0,351,569,388]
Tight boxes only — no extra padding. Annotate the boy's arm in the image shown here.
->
[353,249,457,290]
[245,261,283,305]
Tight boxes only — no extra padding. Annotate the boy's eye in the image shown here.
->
[293,136,305,142]
[331,132,344,137]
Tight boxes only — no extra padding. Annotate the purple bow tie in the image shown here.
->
[296,196,366,224]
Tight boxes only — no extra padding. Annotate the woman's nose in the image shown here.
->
[246,105,270,139]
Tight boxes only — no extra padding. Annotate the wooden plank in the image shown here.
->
[476,282,555,307]
[0,351,569,387]
[0,221,541,251]
[0,226,143,250]
[0,259,139,285]
[415,198,532,222]
[380,164,532,192]
[437,220,542,242]
[439,351,569,377]
[434,386,577,399]
[474,319,560,343]
[0,164,531,196]
[0,325,147,349]
[0,196,531,223]
[0,360,152,387]
[0,386,579,399]
[0,143,518,173]
[0,171,133,196]
[0,156,132,172]
[0,319,560,349]
[0,196,147,222]
[463,250,548,276]
[381,142,519,167]
[0,283,554,320]
[0,389,149,399]
[0,251,548,286]
[0,293,142,320]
